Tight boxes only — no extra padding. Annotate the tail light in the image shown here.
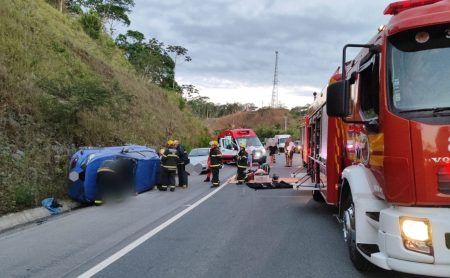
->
[384,0,443,15]
[437,167,450,194]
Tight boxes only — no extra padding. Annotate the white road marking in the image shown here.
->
[77,180,231,278]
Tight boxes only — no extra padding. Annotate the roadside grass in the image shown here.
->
[0,0,208,214]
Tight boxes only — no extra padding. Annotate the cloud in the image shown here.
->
[122,0,393,106]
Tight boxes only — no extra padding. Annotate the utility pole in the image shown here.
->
[284,116,287,131]
[271,51,279,108]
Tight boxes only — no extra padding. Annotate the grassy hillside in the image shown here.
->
[0,0,208,214]
[205,108,300,138]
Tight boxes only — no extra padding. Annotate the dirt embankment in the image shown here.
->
[0,0,208,215]
[205,108,299,134]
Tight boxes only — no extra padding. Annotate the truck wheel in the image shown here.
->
[342,193,373,271]
[312,190,324,202]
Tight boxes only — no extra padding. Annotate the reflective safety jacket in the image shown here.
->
[236,149,247,168]
[161,148,180,171]
[209,147,222,168]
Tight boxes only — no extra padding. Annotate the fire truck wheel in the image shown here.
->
[342,193,373,271]
[312,190,324,202]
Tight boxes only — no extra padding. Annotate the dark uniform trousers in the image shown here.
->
[237,167,246,182]
[176,145,188,187]
[211,167,220,186]
[236,150,248,183]
[177,163,187,187]
[209,147,222,187]
[159,167,176,190]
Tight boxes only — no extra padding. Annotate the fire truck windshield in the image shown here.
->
[236,136,262,147]
[388,24,450,114]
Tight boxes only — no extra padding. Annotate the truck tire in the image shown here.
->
[312,190,324,202]
[342,193,373,271]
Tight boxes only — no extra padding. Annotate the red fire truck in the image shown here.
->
[302,0,450,276]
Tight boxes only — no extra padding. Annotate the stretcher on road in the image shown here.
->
[235,166,324,192]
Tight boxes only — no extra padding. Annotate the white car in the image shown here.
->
[188,148,210,173]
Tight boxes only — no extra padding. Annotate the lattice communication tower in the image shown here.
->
[271,51,279,108]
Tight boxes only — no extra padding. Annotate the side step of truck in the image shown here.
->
[292,183,323,191]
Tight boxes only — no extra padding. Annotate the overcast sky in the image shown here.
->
[122,0,394,108]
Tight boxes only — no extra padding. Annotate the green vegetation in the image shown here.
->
[255,126,300,140]
[115,30,181,91]
[0,0,208,214]
[80,11,102,39]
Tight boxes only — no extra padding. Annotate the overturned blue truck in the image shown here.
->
[67,145,160,204]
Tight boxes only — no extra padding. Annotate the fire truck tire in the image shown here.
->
[312,190,324,202]
[342,193,373,272]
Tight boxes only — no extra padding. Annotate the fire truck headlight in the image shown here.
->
[400,217,433,255]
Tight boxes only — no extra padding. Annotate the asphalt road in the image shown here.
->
[0,156,423,278]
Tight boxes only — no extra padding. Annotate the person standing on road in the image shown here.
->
[204,141,214,182]
[268,142,277,165]
[209,141,222,188]
[286,140,295,167]
[175,140,189,188]
[246,142,254,167]
[284,137,291,166]
[158,140,180,192]
[236,143,248,184]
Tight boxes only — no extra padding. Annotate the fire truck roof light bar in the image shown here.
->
[384,0,443,15]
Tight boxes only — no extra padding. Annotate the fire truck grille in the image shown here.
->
[437,168,450,194]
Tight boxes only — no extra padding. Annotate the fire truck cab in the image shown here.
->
[305,1,450,276]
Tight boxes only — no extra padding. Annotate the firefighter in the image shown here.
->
[174,140,189,188]
[209,141,222,188]
[236,143,248,184]
[203,141,214,182]
[158,140,180,192]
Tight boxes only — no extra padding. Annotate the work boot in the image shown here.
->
[203,177,210,182]
[170,186,175,192]
[160,185,168,191]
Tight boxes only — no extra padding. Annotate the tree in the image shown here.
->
[66,0,83,14]
[182,84,199,99]
[69,0,135,35]
[116,30,175,89]
[166,45,191,90]
[243,103,258,111]
[290,104,310,117]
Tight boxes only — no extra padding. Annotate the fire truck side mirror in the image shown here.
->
[326,80,350,117]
